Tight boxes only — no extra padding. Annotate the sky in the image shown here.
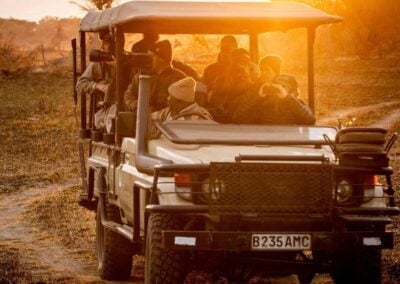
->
[0,0,130,22]
[0,0,261,22]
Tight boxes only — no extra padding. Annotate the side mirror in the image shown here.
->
[89,49,114,62]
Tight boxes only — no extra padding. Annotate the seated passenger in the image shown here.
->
[232,55,315,125]
[231,48,259,82]
[172,59,200,81]
[202,35,238,91]
[75,30,116,132]
[124,40,186,112]
[258,75,316,125]
[131,32,159,53]
[208,63,252,123]
[149,77,213,138]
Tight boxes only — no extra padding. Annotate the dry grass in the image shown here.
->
[26,186,96,255]
[0,244,75,283]
[0,71,80,192]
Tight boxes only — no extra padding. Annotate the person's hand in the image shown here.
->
[128,100,138,112]
[270,83,288,99]
[95,83,109,93]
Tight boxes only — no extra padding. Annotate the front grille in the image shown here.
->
[208,162,333,216]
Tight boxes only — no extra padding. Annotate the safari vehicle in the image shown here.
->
[73,1,399,283]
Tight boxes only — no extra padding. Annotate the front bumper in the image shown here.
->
[162,230,394,251]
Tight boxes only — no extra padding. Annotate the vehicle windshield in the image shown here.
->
[156,121,336,145]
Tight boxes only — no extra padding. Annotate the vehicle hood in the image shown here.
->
[147,136,335,164]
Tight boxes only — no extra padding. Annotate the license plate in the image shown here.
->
[251,234,311,250]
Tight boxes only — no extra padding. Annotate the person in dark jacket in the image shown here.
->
[124,40,186,112]
[202,35,238,91]
[232,55,315,125]
[76,31,116,131]
[258,74,315,125]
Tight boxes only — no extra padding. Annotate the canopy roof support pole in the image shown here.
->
[307,27,315,113]
[115,27,124,145]
[249,33,259,63]
[80,32,87,131]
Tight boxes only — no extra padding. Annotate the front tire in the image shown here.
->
[145,213,188,284]
[96,196,133,280]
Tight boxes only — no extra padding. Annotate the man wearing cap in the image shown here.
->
[76,30,116,130]
[76,31,115,103]
[149,77,213,138]
[202,35,238,91]
[124,40,186,112]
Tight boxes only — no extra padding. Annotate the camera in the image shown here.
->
[89,50,114,62]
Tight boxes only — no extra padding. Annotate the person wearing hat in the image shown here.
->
[149,77,213,138]
[76,31,115,102]
[124,40,186,112]
[202,35,238,91]
[256,73,315,125]
[231,56,315,125]
[76,30,116,130]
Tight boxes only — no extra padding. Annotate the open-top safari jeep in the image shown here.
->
[73,1,399,283]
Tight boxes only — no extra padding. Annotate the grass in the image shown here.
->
[0,72,80,192]
[27,186,96,255]
[0,244,74,283]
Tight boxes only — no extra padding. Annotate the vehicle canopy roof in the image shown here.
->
[80,0,342,34]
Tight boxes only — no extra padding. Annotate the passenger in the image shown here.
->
[231,48,259,82]
[260,74,315,125]
[149,77,213,138]
[202,35,238,91]
[131,31,159,53]
[75,30,116,132]
[132,32,200,81]
[208,63,252,123]
[171,60,201,81]
[232,54,315,125]
[124,40,186,112]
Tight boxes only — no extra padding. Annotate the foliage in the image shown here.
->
[0,34,38,71]
[274,0,400,57]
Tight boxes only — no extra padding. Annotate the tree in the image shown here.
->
[69,0,117,11]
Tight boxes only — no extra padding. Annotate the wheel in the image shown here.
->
[96,195,133,280]
[331,250,381,284]
[145,213,188,284]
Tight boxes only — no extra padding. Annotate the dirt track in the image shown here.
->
[0,181,100,283]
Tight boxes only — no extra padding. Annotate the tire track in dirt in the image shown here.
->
[370,111,400,129]
[317,100,400,126]
[0,180,100,283]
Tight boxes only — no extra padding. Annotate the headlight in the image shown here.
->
[191,177,224,204]
[335,179,353,203]
[202,178,224,201]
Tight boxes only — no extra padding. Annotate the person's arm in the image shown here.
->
[124,73,140,111]
[76,62,109,96]
[282,94,316,125]
[148,108,170,139]
[75,62,98,96]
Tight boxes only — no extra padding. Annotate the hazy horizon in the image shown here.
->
[0,0,131,22]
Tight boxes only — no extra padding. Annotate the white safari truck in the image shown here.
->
[72,1,399,283]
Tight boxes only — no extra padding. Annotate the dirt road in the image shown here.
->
[0,181,100,283]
